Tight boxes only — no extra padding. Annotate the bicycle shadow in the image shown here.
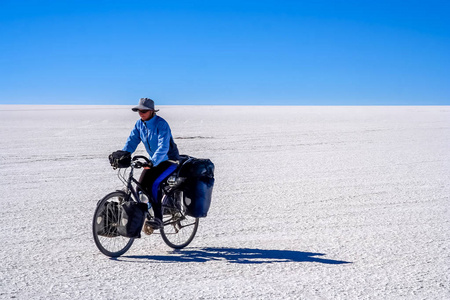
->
[116,247,351,265]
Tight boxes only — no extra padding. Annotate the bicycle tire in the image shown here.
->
[92,191,134,257]
[160,194,199,249]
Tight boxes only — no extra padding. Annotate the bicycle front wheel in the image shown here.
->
[92,191,134,257]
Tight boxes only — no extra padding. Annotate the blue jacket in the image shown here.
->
[122,115,179,166]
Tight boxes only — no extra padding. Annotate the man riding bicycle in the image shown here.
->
[121,98,180,229]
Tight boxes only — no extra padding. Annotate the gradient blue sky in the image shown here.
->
[1,0,449,105]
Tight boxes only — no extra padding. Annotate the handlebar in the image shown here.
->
[132,156,153,169]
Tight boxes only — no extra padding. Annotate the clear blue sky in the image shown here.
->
[1,0,449,105]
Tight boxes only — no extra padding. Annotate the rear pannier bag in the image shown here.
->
[97,201,120,237]
[117,201,148,238]
[183,177,214,218]
[179,157,215,218]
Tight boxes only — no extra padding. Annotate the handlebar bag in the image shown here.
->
[109,150,131,169]
[117,201,148,238]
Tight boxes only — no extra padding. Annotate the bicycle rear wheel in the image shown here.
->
[160,193,199,249]
[161,214,199,249]
[92,191,134,257]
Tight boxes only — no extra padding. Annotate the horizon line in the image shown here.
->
[0,103,448,108]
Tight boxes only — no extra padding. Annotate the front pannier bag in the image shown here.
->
[179,157,215,218]
[97,201,120,237]
[117,201,148,238]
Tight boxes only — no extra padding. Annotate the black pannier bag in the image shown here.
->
[117,201,148,238]
[109,150,131,169]
[97,201,120,237]
[179,157,215,218]
[178,157,215,178]
[183,177,215,218]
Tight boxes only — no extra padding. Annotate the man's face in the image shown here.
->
[138,109,153,121]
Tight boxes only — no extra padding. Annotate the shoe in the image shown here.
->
[146,218,163,230]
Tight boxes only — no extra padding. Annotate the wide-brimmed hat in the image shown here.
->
[131,98,159,112]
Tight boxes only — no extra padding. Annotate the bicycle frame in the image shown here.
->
[118,155,199,226]
[123,166,146,203]
[120,160,180,209]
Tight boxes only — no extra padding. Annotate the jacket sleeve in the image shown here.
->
[122,121,141,153]
[151,121,171,166]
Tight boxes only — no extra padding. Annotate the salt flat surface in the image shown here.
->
[0,105,449,299]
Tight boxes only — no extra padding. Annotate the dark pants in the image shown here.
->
[138,160,178,220]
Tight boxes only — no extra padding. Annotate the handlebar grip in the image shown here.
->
[132,156,153,168]
[132,155,151,163]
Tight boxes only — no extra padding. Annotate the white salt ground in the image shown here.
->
[0,105,449,299]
